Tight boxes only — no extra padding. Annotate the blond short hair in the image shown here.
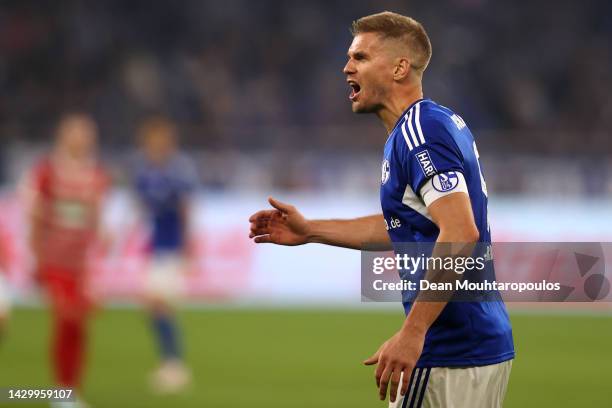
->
[351,11,432,71]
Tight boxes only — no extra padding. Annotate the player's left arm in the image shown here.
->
[179,156,200,264]
[364,191,479,403]
[179,198,195,260]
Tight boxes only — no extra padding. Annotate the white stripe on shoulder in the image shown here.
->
[406,108,420,148]
[415,101,426,145]
[400,120,414,150]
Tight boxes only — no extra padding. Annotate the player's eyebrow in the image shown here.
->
[348,50,368,60]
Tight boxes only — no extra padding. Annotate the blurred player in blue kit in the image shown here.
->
[249,12,514,408]
[133,116,198,393]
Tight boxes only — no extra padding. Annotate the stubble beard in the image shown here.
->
[351,85,386,114]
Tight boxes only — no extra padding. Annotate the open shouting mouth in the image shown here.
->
[348,80,361,101]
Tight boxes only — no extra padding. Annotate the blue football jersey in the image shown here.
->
[380,98,514,367]
[134,153,198,253]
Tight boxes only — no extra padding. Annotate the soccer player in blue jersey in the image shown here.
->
[133,116,197,393]
[249,11,514,408]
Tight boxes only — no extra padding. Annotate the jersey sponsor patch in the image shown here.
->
[381,159,390,185]
[415,150,437,178]
[433,171,460,192]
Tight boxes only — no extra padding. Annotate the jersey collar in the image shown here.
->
[388,98,427,137]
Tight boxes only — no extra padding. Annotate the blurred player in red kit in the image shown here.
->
[29,112,107,406]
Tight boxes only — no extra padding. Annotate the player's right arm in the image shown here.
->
[248,197,391,250]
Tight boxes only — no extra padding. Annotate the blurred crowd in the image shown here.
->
[0,0,611,193]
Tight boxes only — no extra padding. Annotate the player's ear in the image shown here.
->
[393,57,410,81]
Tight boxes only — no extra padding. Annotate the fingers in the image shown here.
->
[249,210,286,238]
[248,209,276,223]
[253,235,272,244]
[268,196,293,213]
[388,369,402,403]
[249,222,270,238]
[400,368,411,397]
[374,360,385,388]
[363,351,380,365]
[370,346,411,402]
[249,198,295,243]
[249,209,276,238]
[249,230,266,239]
[377,365,393,401]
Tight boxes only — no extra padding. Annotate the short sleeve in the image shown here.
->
[403,117,464,194]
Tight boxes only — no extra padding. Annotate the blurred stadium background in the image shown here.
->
[0,0,611,407]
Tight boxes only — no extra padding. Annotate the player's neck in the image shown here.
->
[377,86,423,134]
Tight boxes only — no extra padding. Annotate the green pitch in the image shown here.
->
[0,308,610,407]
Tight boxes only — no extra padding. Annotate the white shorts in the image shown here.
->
[390,360,512,408]
[143,253,187,303]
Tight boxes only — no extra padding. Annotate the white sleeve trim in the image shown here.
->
[420,171,469,207]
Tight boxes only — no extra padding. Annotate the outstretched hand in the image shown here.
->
[248,197,311,246]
